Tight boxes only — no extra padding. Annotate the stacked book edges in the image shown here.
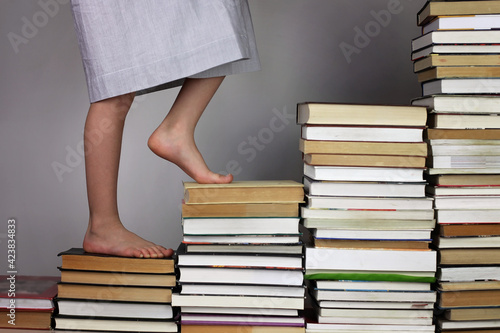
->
[174,180,307,333]
[297,102,437,333]
[412,1,500,332]
[0,275,58,329]
[54,249,177,332]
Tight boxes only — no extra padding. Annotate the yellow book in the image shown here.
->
[183,180,304,204]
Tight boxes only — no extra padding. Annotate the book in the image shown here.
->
[430,155,500,168]
[305,269,436,283]
[180,284,305,297]
[182,202,299,218]
[296,103,427,126]
[438,319,500,330]
[436,209,500,223]
[439,289,500,308]
[54,316,178,332]
[307,196,433,210]
[302,207,434,220]
[428,167,500,175]
[182,217,300,235]
[182,234,301,244]
[434,196,500,209]
[439,223,500,237]
[316,315,432,325]
[438,266,500,282]
[305,248,437,272]
[178,267,304,286]
[313,238,431,250]
[58,248,174,273]
[180,306,299,317]
[56,299,173,319]
[59,269,176,287]
[57,283,173,303]
[180,314,305,326]
[299,139,427,156]
[439,280,500,291]
[0,310,53,329]
[312,280,431,291]
[172,294,304,310]
[177,253,303,269]
[303,218,436,230]
[312,289,436,303]
[304,177,426,198]
[439,248,500,265]
[304,153,426,168]
[183,180,304,204]
[427,173,500,186]
[306,323,435,332]
[412,30,500,51]
[430,145,500,156]
[417,66,500,83]
[423,78,500,95]
[427,186,500,196]
[417,1,500,25]
[313,229,432,241]
[428,114,500,129]
[445,307,500,321]
[304,164,424,182]
[314,300,435,310]
[428,139,500,146]
[412,44,500,60]
[422,14,500,34]
[181,325,305,333]
[185,244,304,254]
[0,275,58,310]
[414,55,500,72]
[302,125,424,142]
[426,129,500,140]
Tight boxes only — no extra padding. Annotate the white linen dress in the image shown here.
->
[70,0,261,103]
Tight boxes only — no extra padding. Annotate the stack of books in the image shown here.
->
[412,1,500,332]
[297,102,437,333]
[0,275,58,330]
[54,248,177,332]
[173,181,306,333]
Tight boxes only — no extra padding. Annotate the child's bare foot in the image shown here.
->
[148,124,233,184]
[83,219,173,258]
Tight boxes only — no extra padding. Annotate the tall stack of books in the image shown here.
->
[54,249,177,332]
[412,1,500,332]
[172,181,306,333]
[297,102,437,333]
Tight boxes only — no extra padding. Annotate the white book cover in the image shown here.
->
[304,164,424,182]
[305,248,437,272]
[438,266,500,282]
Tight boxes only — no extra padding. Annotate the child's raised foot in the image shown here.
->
[148,126,233,184]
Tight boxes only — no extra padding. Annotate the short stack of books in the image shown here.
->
[54,248,177,332]
[297,102,437,333]
[1,275,58,330]
[412,1,500,332]
[173,181,306,333]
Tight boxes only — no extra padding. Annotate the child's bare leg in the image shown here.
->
[148,76,233,184]
[83,93,173,258]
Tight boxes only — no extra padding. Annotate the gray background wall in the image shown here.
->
[1,0,426,276]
